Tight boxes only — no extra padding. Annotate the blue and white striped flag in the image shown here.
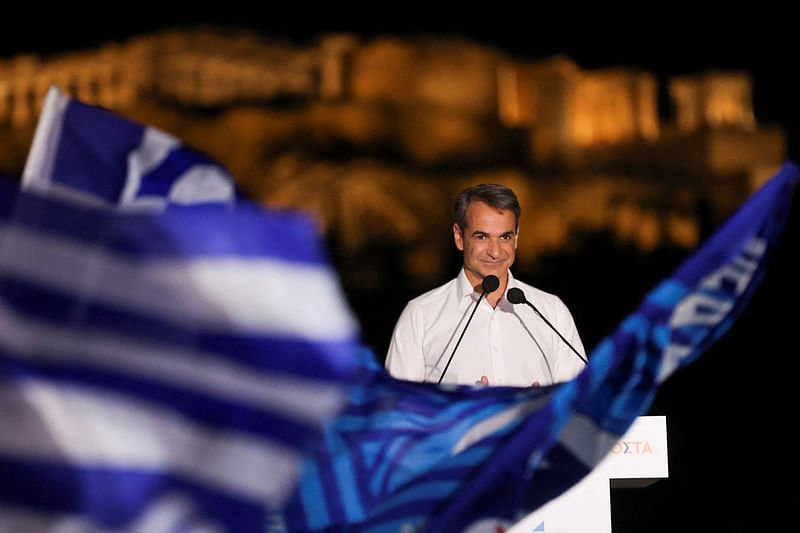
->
[0,182,362,531]
[21,86,237,210]
[280,162,799,532]
[7,89,798,532]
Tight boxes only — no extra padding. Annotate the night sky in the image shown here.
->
[3,9,798,532]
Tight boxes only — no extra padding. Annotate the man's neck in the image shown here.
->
[465,268,508,308]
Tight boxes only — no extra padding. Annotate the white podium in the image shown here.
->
[507,416,668,533]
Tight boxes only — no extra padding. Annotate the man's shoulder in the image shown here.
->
[406,277,459,309]
[393,277,459,330]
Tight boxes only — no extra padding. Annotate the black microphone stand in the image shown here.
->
[507,287,588,365]
[438,275,499,384]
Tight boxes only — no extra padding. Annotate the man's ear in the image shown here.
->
[453,223,464,251]
[514,227,519,250]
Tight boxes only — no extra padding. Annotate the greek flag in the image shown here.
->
[21,86,237,210]
[5,89,798,532]
[0,181,362,531]
[280,162,799,532]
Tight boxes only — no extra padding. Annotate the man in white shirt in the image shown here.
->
[385,184,586,387]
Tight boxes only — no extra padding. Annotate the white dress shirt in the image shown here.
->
[385,269,586,387]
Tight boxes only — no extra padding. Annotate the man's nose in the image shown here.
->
[486,238,501,257]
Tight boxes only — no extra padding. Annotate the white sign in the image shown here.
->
[507,416,668,533]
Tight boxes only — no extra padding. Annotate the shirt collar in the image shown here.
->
[456,268,516,301]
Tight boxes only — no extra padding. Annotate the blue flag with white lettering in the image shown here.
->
[21,86,238,210]
[279,162,798,532]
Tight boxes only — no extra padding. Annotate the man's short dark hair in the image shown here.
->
[454,184,521,231]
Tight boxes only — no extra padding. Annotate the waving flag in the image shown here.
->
[280,162,799,532]
[5,88,798,532]
[0,183,361,532]
[21,86,237,210]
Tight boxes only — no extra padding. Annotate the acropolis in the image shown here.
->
[0,27,786,288]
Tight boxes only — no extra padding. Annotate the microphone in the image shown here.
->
[438,275,500,384]
[481,274,500,293]
[507,287,588,365]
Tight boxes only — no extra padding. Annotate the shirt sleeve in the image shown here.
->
[385,302,427,382]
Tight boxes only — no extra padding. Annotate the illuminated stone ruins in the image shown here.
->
[0,27,786,288]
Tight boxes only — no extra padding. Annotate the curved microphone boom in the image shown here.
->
[507,287,588,365]
[438,275,500,384]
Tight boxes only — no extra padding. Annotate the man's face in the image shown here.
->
[453,200,518,286]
